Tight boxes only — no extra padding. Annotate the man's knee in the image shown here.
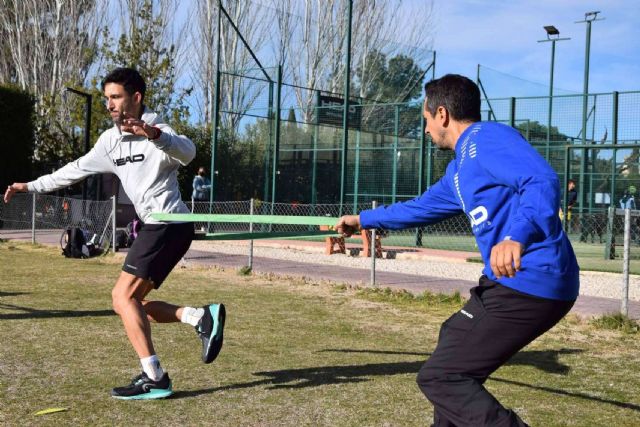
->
[111,284,134,315]
[111,288,126,315]
[416,363,441,399]
[111,273,152,315]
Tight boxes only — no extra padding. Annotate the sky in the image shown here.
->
[428,0,640,97]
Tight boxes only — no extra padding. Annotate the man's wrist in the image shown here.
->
[149,126,162,140]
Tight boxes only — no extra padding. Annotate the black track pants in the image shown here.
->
[417,276,575,427]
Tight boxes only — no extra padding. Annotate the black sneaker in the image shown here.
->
[196,303,226,363]
[111,372,172,400]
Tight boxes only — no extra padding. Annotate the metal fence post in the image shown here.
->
[31,193,36,244]
[621,208,630,316]
[112,195,117,252]
[249,198,254,269]
[370,200,377,287]
[605,206,615,259]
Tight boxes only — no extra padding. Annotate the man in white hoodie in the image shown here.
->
[3,68,225,400]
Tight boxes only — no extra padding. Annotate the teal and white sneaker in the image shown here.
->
[197,303,226,364]
[111,372,172,400]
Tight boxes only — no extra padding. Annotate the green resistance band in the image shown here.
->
[149,213,345,240]
[150,213,340,226]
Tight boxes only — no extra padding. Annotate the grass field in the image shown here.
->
[1,241,639,426]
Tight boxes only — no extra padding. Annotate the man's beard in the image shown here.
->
[433,130,450,151]
[113,111,125,134]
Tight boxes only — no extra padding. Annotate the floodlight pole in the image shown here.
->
[576,11,604,215]
[210,0,222,205]
[537,28,570,161]
[65,87,92,209]
[339,0,353,215]
[270,65,282,206]
[311,91,320,206]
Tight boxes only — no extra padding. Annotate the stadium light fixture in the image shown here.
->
[584,11,601,21]
[538,27,570,159]
[544,25,560,38]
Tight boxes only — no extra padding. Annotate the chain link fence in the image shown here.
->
[0,194,114,252]
[2,195,637,282]
[183,200,640,277]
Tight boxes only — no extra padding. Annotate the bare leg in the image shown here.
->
[142,300,184,323]
[111,271,158,358]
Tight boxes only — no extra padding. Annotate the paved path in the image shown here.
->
[184,249,640,320]
[2,229,638,319]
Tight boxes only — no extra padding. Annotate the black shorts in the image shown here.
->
[122,222,194,288]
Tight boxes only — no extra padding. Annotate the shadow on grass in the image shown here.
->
[177,348,580,399]
[172,359,426,398]
[319,348,427,357]
[320,348,583,375]
[173,347,640,413]
[490,376,640,412]
[0,301,114,320]
[506,349,583,375]
[0,290,30,297]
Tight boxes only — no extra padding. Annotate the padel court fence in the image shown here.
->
[216,62,640,214]
[2,194,640,262]
[2,194,639,295]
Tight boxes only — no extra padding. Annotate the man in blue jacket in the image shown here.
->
[336,74,579,426]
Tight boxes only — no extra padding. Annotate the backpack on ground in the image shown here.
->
[61,227,100,258]
[115,229,128,250]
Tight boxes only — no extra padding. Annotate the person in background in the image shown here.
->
[619,185,638,243]
[619,185,636,210]
[192,166,212,203]
[560,179,578,234]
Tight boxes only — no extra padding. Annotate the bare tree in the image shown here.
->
[105,0,189,120]
[189,0,217,125]
[269,0,435,123]
[188,0,276,130]
[187,0,435,127]
[0,0,107,157]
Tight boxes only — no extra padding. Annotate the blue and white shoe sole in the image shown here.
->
[112,388,173,400]
[203,303,226,364]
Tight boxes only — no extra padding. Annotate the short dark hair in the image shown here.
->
[101,67,146,100]
[424,74,481,123]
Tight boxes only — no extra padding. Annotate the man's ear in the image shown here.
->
[438,106,450,126]
[133,91,143,105]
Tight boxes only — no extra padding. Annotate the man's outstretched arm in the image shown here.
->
[4,183,28,203]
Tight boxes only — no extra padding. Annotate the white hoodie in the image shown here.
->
[28,108,196,224]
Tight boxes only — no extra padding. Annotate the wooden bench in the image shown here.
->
[320,226,383,257]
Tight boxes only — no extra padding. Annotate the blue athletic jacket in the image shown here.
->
[360,121,579,301]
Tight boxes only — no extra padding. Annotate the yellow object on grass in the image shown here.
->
[34,407,69,416]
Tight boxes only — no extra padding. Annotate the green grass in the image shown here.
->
[1,242,640,426]
[591,313,640,334]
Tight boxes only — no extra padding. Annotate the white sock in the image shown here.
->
[140,355,164,381]
[181,306,204,327]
